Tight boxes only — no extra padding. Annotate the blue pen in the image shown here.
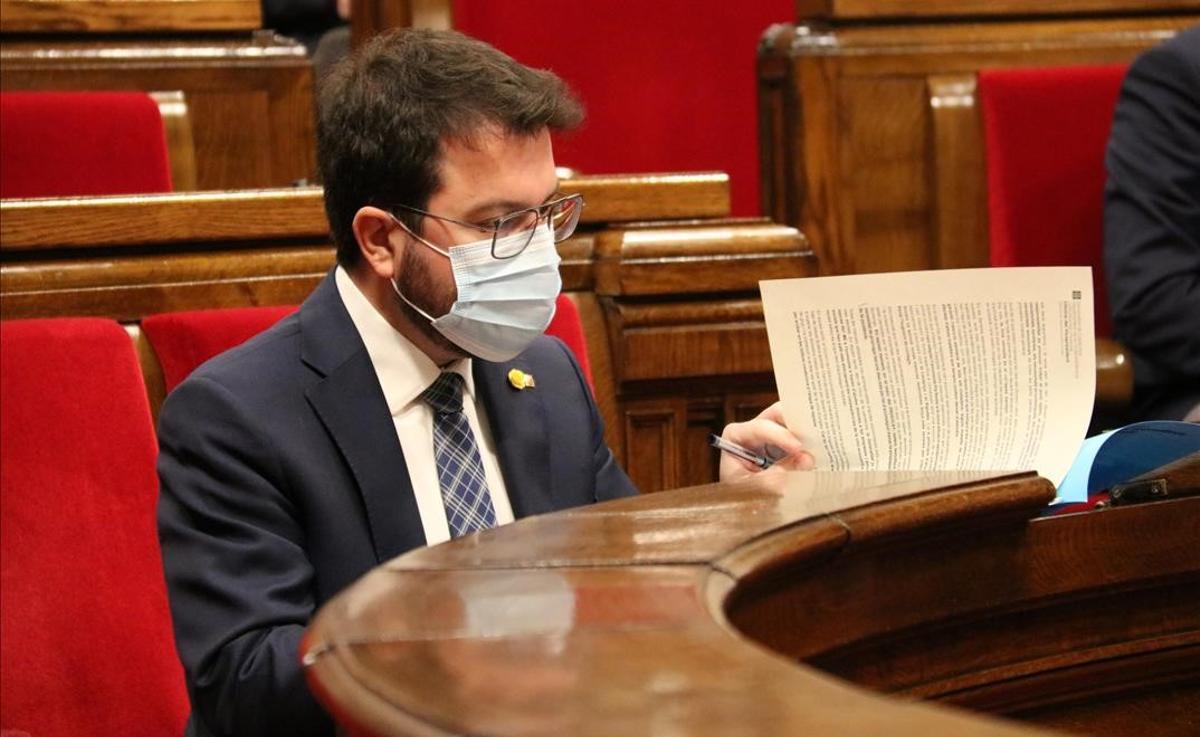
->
[709,434,774,470]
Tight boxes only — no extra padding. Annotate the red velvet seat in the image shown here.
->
[979,64,1128,337]
[0,318,188,737]
[143,305,298,393]
[0,91,173,199]
[142,294,592,394]
[547,294,593,387]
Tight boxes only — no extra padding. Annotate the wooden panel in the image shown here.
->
[760,28,844,276]
[757,25,798,225]
[606,300,776,383]
[0,189,329,249]
[1,249,330,320]
[723,492,1200,729]
[759,16,1198,276]
[1018,682,1200,737]
[351,0,451,48]
[927,74,989,270]
[794,0,1200,19]
[0,0,261,33]
[569,172,731,223]
[593,219,814,296]
[622,403,679,492]
[191,90,274,188]
[149,91,198,192]
[841,75,933,274]
[0,36,317,191]
[682,399,722,489]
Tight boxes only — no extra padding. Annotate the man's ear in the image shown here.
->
[351,206,404,280]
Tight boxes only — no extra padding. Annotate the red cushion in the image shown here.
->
[547,293,592,388]
[454,0,794,217]
[0,318,188,737]
[0,91,173,199]
[142,305,298,393]
[979,65,1127,337]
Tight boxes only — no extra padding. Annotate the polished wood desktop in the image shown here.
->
[302,465,1200,736]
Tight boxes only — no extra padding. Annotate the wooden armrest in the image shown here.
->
[149,91,197,192]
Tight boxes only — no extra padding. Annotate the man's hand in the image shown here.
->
[718,402,814,482]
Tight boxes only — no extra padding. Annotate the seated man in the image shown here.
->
[157,28,810,737]
[1104,25,1200,422]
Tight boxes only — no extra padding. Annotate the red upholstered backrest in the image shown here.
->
[143,296,591,392]
[453,0,794,217]
[548,293,592,388]
[0,318,188,737]
[979,64,1127,337]
[143,305,298,393]
[0,91,173,199]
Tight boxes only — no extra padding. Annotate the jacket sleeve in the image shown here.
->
[1104,33,1200,380]
[157,375,334,737]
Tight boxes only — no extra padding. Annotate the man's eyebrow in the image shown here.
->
[463,190,561,222]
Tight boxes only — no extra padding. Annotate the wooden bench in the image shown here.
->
[0,0,316,191]
[758,2,1199,276]
[0,172,814,492]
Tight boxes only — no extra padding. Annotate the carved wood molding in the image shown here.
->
[569,172,731,223]
[927,73,989,270]
[594,219,814,296]
[0,0,262,33]
[794,0,1200,20]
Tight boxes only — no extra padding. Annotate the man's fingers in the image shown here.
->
[722,417,812,470]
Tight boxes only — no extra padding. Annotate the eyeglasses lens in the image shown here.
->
[490,196,583,259]
[550,198,582,242]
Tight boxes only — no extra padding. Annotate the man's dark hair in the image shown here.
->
[317,28,584,268]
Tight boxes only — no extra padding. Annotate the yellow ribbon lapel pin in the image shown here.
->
[507,368,536,390]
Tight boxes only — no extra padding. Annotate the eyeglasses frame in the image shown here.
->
[387,193,585,260]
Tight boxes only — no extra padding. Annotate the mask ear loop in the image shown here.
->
[387,215,444,324]
[390,275,438,324]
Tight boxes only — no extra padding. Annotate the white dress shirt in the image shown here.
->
[335,266,514,545]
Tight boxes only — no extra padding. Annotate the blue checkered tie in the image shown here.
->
[422,373,497,538]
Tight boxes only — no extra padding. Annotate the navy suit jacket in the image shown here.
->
[157,272,637,737]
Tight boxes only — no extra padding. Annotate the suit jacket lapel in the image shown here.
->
[300,272,426,562]
[474,359,554,518]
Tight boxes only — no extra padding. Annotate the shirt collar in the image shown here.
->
[335,265,474,415]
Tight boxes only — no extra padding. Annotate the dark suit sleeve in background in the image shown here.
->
[1103,25,1200,420]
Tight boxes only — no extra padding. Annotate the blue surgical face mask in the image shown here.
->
[391,223,562,362]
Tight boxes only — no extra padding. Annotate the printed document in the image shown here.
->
[760,268,1095,487]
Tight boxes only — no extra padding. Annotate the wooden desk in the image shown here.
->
[302,467,1200,735]
[0,174,815,492]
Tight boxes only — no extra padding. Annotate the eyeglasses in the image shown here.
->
[389,193,585,259]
